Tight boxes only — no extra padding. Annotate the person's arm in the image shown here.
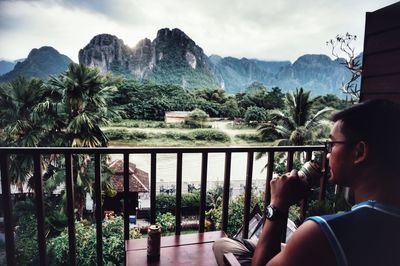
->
[251,170,307,266]
[266,221,336,266]
[251,210,288,266]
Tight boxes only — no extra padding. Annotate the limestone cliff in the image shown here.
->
[79,28,219,88]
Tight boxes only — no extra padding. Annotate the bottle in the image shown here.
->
[147,224,161,261]
[298,160,322,187]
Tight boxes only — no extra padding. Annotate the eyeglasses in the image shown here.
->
[324,140,354,153]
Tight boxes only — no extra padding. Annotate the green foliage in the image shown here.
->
[235,133,262,142]
[181,191,201,209]
[237,87,285,111]
[155,193,176,213]
[130,227,142,239]
[184,108,209,128]
[156,191,201,214]
[15,215,39,265]
[206,186,223,209]
[156,212,176,234]
[48,216,135,266]
[244,106,267,123]
[110,80,196,120]
[111,119,181,129]
[189,129,230,142]
[257,88,334,145]
[226,193,264,236]
[206,207,222,230]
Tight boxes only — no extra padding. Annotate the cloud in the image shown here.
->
[0,0,398,62]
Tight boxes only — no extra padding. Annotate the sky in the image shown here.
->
[0,0,398,63]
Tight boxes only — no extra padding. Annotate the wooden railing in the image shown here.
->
[0,145,327,266]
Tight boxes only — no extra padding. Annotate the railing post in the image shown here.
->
[150,153,157,224]
[65,153,76,266]
[94,153,103,266]
[300,150,314,222]
[319,153,329,201]
[123,153,130,241]
[175,152,183,235]
[243,151,254,239]
[33,154,47,266]
[0,153,16,266]
[264,151,275,214]
[199,152,208,233]
[286,150,294,172]
[222,151,232,233]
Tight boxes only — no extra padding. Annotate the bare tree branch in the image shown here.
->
[327,33,362,102]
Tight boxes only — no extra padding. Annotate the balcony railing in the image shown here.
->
[0,145,327,266]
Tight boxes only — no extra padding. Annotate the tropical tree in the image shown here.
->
[258,88,334,146]
[0,77,47,190]
[42,63,119,217]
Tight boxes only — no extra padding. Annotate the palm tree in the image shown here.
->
[44,63,119,218]
[0,77,47,190]
[258,88,333,146]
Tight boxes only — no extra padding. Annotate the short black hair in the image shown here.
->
[332,99,400,169]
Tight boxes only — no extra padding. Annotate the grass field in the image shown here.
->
[104,120,271,147]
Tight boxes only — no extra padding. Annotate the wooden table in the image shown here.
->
[125,230,226,266]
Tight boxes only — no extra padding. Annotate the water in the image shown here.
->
[109,152,270,202]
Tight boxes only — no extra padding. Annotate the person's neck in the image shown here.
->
[353,171,400,208]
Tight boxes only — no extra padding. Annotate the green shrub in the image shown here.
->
[244,106,267,123]
[235,133,261,142]
[105,129,148,141]
[182,191,200,209]
[163,131,194,141]
[156,191,201,214]
[184,109,209,128]
[226,193,264,236]
[15,215,39,265]
[206,207,222,230]
[105,129,129,140]
[126,131,148,140]
[155,193,176,213]
[48,216,138,266]
[156,212,176,234]
[189,129,230,142]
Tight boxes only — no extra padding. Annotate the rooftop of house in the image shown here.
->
[108,160,149,193]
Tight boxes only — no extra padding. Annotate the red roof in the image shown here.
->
[108,160,149,193]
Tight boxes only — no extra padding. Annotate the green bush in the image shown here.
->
[156,191,201,214]
[244,106,267,123]
[182,191,200,209]
[156,212,176,234]
[48,216,138,266]
[189,129,230,142]
[155,193,176,213]
[15,215,39,265]
[163,131,194,141]
[226,193,264,236]
[126,131,148,140]
[105,129,148,141]
[235,133,262,142]
[105,129,129,140]
[206,207,222,230]
[184,109,209,128]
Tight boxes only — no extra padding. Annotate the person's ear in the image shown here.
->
[354,141,368,164]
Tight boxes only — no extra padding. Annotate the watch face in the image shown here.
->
[266,206,274,218]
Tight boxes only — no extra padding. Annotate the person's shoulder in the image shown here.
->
[267,221,336,266]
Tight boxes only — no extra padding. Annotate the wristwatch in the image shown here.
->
[265,205,288,221]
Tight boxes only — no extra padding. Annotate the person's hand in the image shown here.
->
[270,170,309,211]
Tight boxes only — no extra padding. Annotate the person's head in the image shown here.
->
[327,99,400,184]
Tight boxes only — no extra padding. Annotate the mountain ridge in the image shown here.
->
[1,28,360,97]
[0,46,72,82]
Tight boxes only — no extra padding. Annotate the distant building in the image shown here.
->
[102,160,149,216]
[165,111,190,123]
